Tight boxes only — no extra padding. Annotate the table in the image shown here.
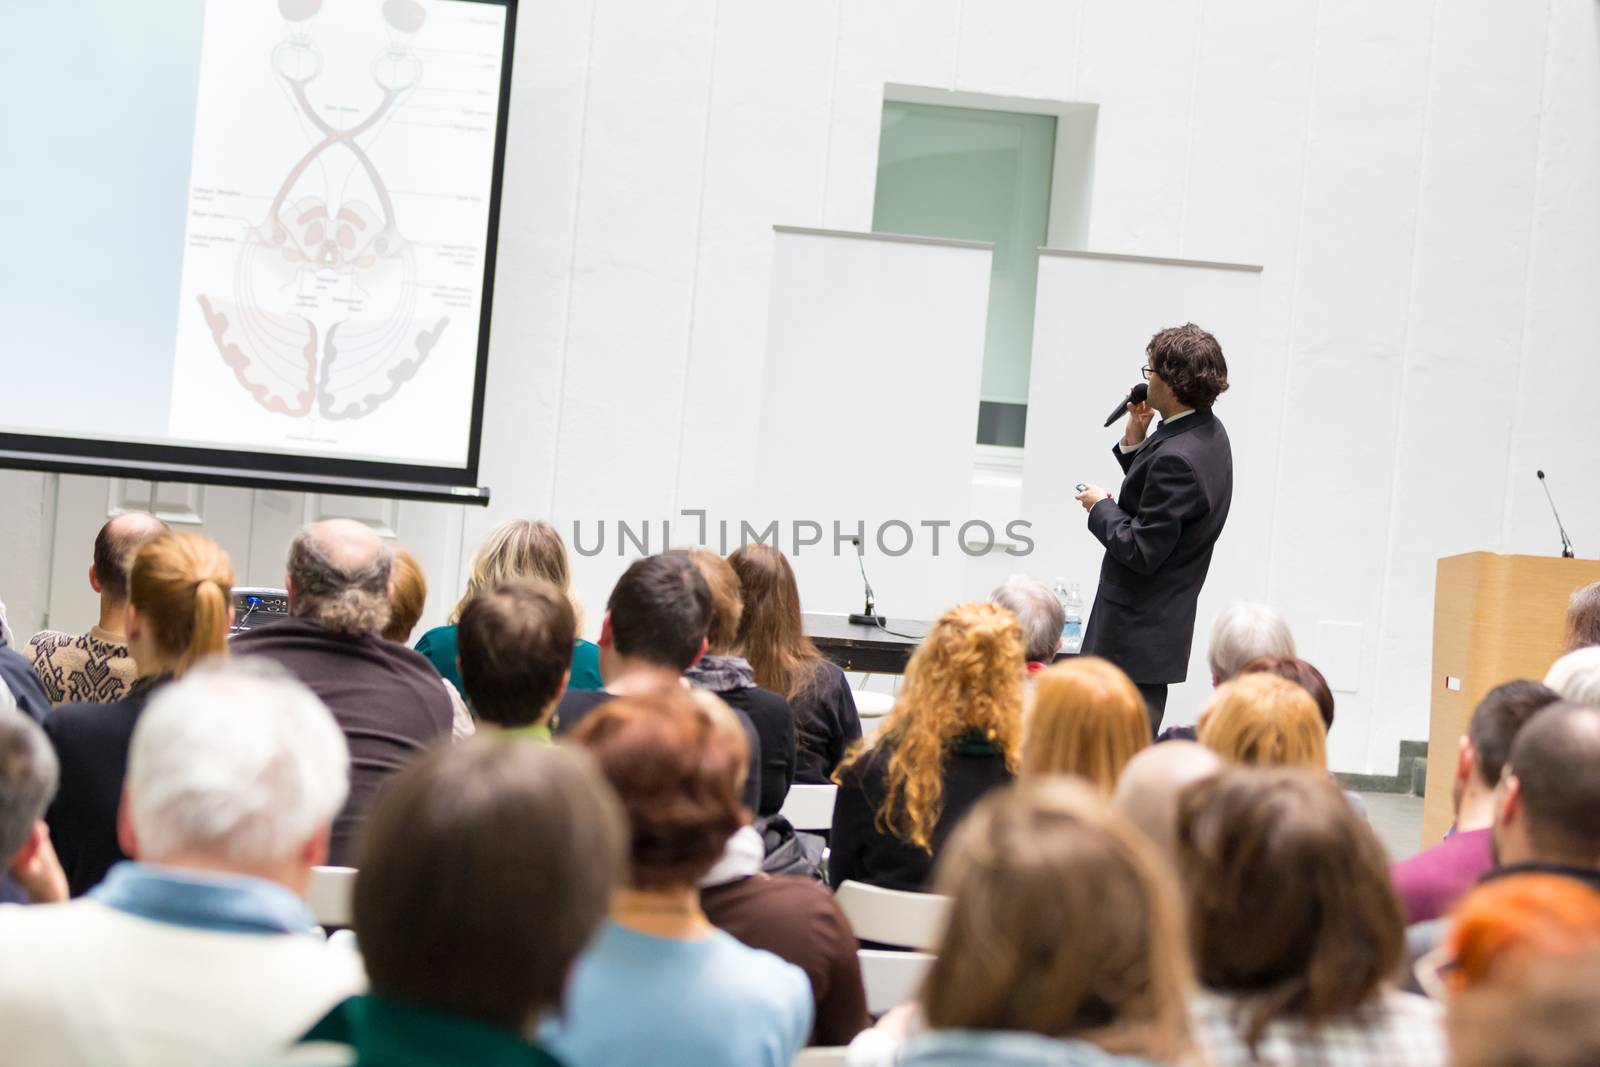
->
[804,613,934,675]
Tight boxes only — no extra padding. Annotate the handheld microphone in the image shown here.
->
[1536,470,1576,559]
[846,535,886,627]
[1104,382,1150,428]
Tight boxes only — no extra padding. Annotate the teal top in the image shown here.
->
[292,995,565,1067]
[414,625,603,696]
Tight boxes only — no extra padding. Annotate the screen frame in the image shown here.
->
[0,0,517,507]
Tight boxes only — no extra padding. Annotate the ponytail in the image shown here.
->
[129,533,236,678]
[179,577,232,675]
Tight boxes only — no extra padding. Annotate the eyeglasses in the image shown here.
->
[1140,365,1153,380]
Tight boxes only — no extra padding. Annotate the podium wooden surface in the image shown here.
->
[1422,552,1600,844]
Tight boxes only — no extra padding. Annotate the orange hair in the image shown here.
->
[129,533,234,677]
[1447,874,1600,994]
[1198,673,1326,769]
[835,602,1024,851]
[1023,657,1150,793]
[383,548,428,643]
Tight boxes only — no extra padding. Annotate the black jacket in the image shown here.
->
[1082,409,1232,684]
[45,676,170,897]
[793,663,864,785]
[827,733,1013,892]
[555,688,766,817]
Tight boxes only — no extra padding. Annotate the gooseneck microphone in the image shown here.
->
[1104,382,1150,428]
[846,535,887,627]
[1536,470,1576,559]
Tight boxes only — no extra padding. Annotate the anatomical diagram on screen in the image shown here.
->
[168,0,505,468]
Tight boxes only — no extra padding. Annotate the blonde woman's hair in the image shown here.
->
[452,520,581,630]
[925,778,1193,1062]
[1198,673,1327,768]
[1023,657,1150,793]
[834,602,1024,852]
[129,533,235,677]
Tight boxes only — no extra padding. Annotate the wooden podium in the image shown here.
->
[1422,552,1600,844]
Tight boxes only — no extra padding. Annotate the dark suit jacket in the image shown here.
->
[1082,409,1232,684]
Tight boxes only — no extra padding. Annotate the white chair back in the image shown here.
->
[834,880,952,951]
[858,948,935,1016]
[779,784,838,831]
[793,1047,850,1067]
[853,689,895,718]
[308,865,358,928]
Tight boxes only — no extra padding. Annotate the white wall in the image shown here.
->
[5,1,1598,774]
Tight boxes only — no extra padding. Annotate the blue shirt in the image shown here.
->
[89,861,319,935]
[541,921,811,1067]
[414,625,603,696]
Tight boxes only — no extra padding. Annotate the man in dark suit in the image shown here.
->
[1074,324,1233,730]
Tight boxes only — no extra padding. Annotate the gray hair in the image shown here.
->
[287,526,393,635]
[1544,646,1600,708]
[0,701,57,863]
[126,659,349,867]
[1207,602,1296,681]
[991,575,1065,663]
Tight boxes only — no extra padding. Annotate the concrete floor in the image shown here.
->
[1359,792,1428,862]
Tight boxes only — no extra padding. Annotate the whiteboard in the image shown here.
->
[752,227,993,621]
[1021,250,1266,725]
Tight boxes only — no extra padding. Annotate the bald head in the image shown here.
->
[287,521,393,635]
[1111,740,1224,864]
[1498,703,1600,868]
[92,512,170,604]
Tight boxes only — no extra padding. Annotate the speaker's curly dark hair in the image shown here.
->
[1148,323,1229,410]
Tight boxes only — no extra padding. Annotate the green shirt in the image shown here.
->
[293,995,566,1067]
[414,625,604,697]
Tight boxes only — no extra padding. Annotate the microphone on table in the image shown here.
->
[846,535,887,627]
[1104,382,1150,427]
[1536,470,1576,559]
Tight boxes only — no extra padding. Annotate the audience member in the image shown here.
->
[1178,768,1445,1067]
[1448,952,1600,1067]
[386,546,474,742]
[1110,740,1223,865]
[730,543,862,783]
[551,689,812,1067]
[232,520,452,865]
[1021,656,1149,793]
[852,779,1192,1067]
[381,547,428,643]
[1207,601,1295,685]
[415,518,601,693]
[1565,579,1600,651]
[829,602,1022,892]
[1236,654,1336,730]
[686,689,869,1045]
[1426,874,1600,997]
[553,552,764,815]
[1197,672,1327,769]
[684,549,796,816]
[1541,646,1600,706]
[289,739,624,1067]
[1390,680,1560,925]
[46,532,233,895]
[26,512,168,706]
[1488,702,1600,889]
[990,574,1064,677]
[0,662,362,1067]
[0,696,67,903]
[456,578,575,741]
[0,639,50,723]
[0,593,13,648]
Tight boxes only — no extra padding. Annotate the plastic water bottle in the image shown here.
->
[1054,578,1084,654]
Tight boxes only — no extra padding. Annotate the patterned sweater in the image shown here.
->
[26,627,138,707]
